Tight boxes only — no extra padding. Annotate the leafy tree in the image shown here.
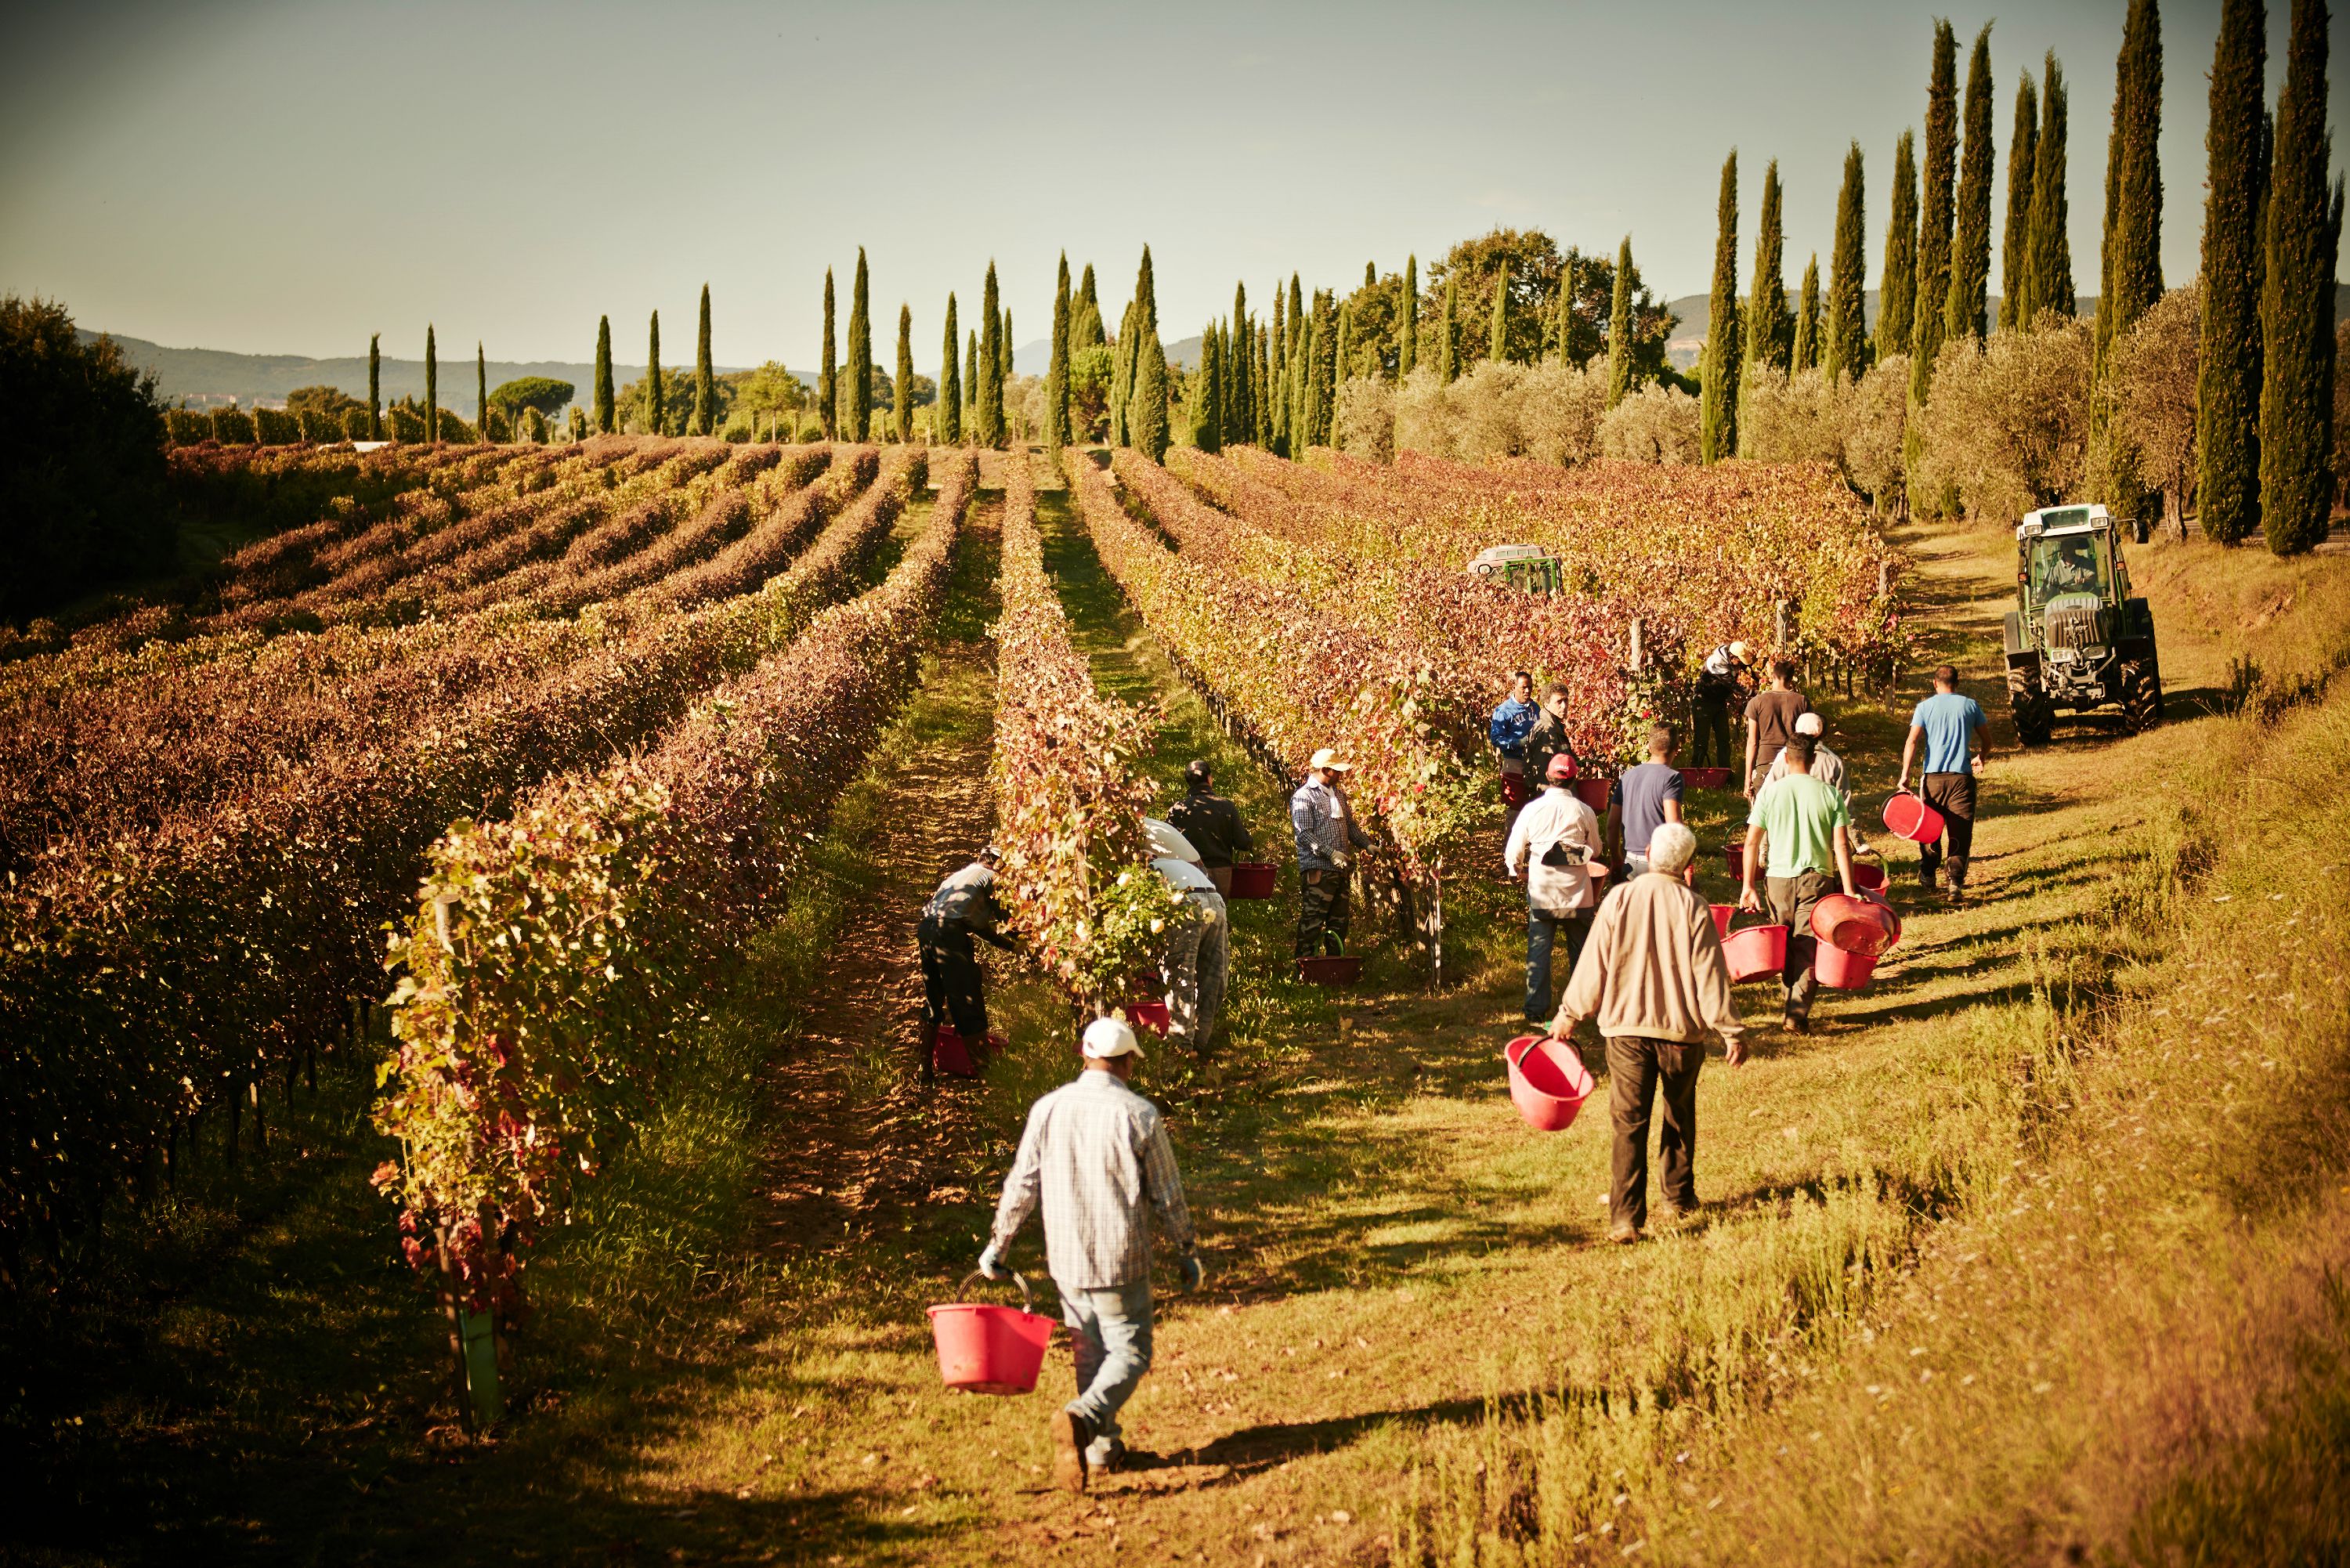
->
[286,385,363,418]
[894,303,914,443]
[847,250,873,442]
[425,325,439,442]
[2258,0,2341,555]
[1401,255,1419,374]
[2000,72,2039,331]
[1337,269,1407,382]
[1700,150,1741,463]
[1426,229,1564,370]
[594,316,615,433]
[368,333,382,439]
[1047,254,1072,454]
[1,296,171,620]
[693,283,715,436]
[1912,20,1960,404]
[1827,143,1871,382]
[1879,132,1919,360]
[1605,237,1638,406]
[2196,0,2268,545]
[721,362,804,424]
[1793,255,1822,372]
[819,269,837,440]
[938,293,961,445]
[616,366,692,435]
[645,312,663,435]
[978,261,1004,447]
[491,376,576,417]
[1746,160,1793,378]
[2023,52,2076,325]
[1946,24,1996,346]
[2107,285,2204,532]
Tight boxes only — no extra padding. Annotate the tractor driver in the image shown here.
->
[2041,534,2101,594]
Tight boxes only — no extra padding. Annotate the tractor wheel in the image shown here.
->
[2120,659,2160,734]
[2011,688,2055,747]
[2152,659,2167,719]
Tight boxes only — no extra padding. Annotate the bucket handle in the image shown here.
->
[958,1268,1036,1311]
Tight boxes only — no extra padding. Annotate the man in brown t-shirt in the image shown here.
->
[1743,659,1811,799]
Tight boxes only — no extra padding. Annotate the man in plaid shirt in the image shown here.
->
[981,1017,1202,1491]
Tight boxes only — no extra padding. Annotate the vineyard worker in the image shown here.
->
[918,847,1017,1076]
[1742,659,1811,799]
[1490,670,1539,819]
[1766,711,1875,859]
[1692,640,1750,772]
[1546,823,1744,1242]
[1524,682,1581,792]
[1147,818,1230,1051]
[1737,734,1858,1035]
[1896,665,1990,901]
[1291,749,1371,958]
[980,1016,1202,1493]
[1165,760,1253,897]
[1506,751,1610,1027]
[1607,724,1686,877]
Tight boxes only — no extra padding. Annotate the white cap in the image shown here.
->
[1144,817,1202,863]
[1729,640,1750,659]
[1307,747,1353,772]
[1794,711,1824,736]
[1082,1017,1144,1060]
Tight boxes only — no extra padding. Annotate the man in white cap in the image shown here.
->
[1693,640,1751,772]
[1290,748,1370,959]
[1146,817,1229,1050]
[1763,710,1873,858]
[982,1016,1202,1492]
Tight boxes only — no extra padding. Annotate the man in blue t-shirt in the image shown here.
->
[1896,665,1990,899]
[1607,724,1686,876]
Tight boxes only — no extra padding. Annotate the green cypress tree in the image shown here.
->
[1287,273,1304,370]
[978,261,1003,447]
[1227,283,1250,445]
[1268,289,1287,453]
[966,329,980,443]
[2024,52,2076,325]
[1193,325,1222,453]
[1605,237,1637,406]
[1441,273,1459,381]
[1079,263,1099,319]
[1133,319,1170,462]
[940,292,962,445]
[425,325,439,442]
[1336,301,1354,386]
[819,269,837,440]
[1254,323,1273,448]
[1137,247,1159,338]
[1289,303,1311,450]
[1911,20,1960,403]
[1111,302,1133,448]
[2099,0,2166,362]
[1047,254,1072,453]
[647,313,664,434]
[476,343,489,439]
[1312,291,1338,445]
[1827,143,1871,381]
[2196,0,2268,546]
[1879,132,1919,359]
[594,316,614,434]
[894,303,913,443]
[1747,160,1792,378]
[1001,308,1013,422]
[1701,149,1741,463]
[1946,24,1996,345]
[693,283,715,435]
[2259,0,2340,555]
[2001,72,2039,329]
[1793,256,1822,371]
[1487,269,1509,364]
[848,250,873,442]
[1401,255,1419,375]
[368,333,381,439]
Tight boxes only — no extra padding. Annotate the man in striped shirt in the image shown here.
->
[982,1017,1202,1491]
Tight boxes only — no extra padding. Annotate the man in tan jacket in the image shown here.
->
[1544,822,1746,1243]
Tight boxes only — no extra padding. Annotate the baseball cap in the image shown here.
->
[1082,1017,1144,1060]
[1729,640,1750,659]
[1307,747,1353,772]
[1545,752,1579,782]
[1794,712,1824,736]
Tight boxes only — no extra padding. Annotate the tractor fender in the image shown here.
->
[2002,610,2027,658]
[2123,597,2156,641]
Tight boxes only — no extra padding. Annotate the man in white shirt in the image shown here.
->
[1504,752,1609,1026]
[1147,818,1230,1051]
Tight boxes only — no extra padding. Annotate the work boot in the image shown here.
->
[1781,1013,1810,1035]
[1049,1408,1090,1494]
[1656,1198,1701,1225]
[1609,1221,1643,1245]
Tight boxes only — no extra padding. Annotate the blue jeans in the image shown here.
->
[1060,1278,1153,1462]
[1526,906,1594,1023]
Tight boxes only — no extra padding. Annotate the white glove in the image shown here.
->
[978,1242,1005,1281]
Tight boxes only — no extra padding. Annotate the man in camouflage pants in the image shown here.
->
[1289,748,1370,958]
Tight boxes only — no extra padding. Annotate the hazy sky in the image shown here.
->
[2,0,2340,370]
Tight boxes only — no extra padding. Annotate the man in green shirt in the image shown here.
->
[1737,734,1857,1034]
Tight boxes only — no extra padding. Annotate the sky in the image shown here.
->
[2,0,2341,372]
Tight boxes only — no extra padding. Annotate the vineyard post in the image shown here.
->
[1629,618,1644,672]
[1774,599,1789,650]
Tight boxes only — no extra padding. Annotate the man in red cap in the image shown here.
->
[1504,750,1609,1026]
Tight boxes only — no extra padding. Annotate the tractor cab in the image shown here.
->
[2001,504,2162,744]
[1466,543,1564,596]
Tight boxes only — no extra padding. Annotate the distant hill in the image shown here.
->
[79,330,806,414]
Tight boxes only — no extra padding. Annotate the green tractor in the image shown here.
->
[2001,503,2164,746]
[1466,543,1564,595]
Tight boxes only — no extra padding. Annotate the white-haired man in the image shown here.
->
[1546,822,1746,1243]
[982,1017,1203,1492]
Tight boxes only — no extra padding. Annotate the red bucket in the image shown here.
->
[1126,1000,1171,1036]
[1227,862,1278,899]
[928,1270,1055,1395]
[1850,860,1886,893]
[1504,1035,1597,1132]
[1810,893,1903,956]
[1710,903,1735,940]
[1724,842,1745,880]
[1297,954,1362,985]
[1683,766,1732,790]
[1812,941,1880,989]
[1572,777,1613,812]
[1721,923,1788,983]
[1882,791,1946,844]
